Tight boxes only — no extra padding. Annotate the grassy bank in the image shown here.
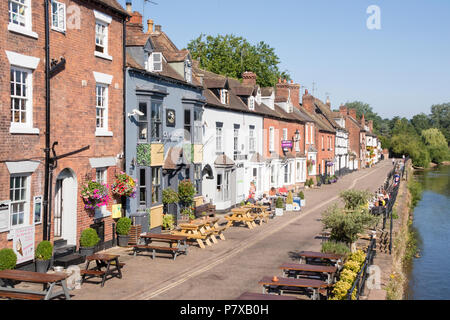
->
[385,162,421,300]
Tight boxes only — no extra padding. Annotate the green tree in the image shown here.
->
[421,128,450,163]
[410,113,432,136]
[430,103,450,145]
[345,101,383,134]
[187,34,290,87]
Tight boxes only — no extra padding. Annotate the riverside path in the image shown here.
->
[71,160,393,300]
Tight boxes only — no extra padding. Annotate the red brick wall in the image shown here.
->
[263,118,305,159]
[0,1,125,252]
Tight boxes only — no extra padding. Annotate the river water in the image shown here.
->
[406,165,450,300]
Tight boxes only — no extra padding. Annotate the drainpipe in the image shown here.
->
[122,17,128,220]
[43,0,51,241]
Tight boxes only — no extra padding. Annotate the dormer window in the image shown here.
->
[184,60,192,83]
[220,89,229,105]
[147,52,163,72]
[248,96,255,110]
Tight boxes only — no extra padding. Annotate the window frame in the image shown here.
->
[150,100,162,142]
[9,174,30,230]
[8,0,38,39]
[249,125,256,154]
[269,127,275,152]
[95,83,110,135]
[10,66,32,129]
[151,166,162,205]
[216,122,223,153]
[51,0,66,32]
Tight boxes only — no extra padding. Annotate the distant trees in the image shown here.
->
[186,34,290,87]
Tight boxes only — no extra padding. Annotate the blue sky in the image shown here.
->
[118,0,450,119]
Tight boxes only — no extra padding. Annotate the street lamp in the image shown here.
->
[294,129,300,141]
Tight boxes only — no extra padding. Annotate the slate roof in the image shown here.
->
[93,0,129,16]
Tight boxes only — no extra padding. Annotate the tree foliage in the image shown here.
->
[186,34,290,87]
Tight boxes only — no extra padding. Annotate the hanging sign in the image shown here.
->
[281,140,293,151]
[112,204,122,219]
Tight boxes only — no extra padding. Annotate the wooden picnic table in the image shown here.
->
[279,263,338,284]
[297,251,344,267]
[171,222,214,249]
[133,233,188,260]
[258,276,330,300]
[81,253,123,287]
[0,269,71,300]
[225,207,258,229]
[237,292,299,300]
[191,217,229,242]
[242,204,271,224]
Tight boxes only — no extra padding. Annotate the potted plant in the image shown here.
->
[79,228,100,256]
[308,178,314,188]
[285,191,294,211]
[162,214,175,231]
[111,172,137,199]
[298,191,305,207]
[116,217,132,247]
[163,188,179,216]
[316,176,322,187]
[275,197,284,216]
[0,248,17,271]
[178,180,196,222]
[35,240,53,273]
[81,180,110,212]
[181,207,195,221]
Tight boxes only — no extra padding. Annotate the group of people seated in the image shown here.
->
[369,188,390,209]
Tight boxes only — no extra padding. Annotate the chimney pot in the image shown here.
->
[155,25,162,32]
[126,1,132,13]
[147,19,154,33]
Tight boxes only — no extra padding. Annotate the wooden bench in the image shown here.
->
[0,290,45,300]
[133,244,181,260]
[194,203,216,218]
[128,225,142,246]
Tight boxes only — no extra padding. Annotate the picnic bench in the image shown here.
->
[225,208,258,229]
[0,269,71,300]
[171,223,214,249]
[133,233,188,260]
[81,254,123,287]
[237,292,300,300]
[243,204,271,225]
[191,217,229,242]
[297,251,344,268]
[279,263,338,284]
[258,276,330,300]
[194,203,216,219]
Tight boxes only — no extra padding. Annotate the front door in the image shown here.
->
[54,169,77,246]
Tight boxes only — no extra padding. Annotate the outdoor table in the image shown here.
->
[243,204,271,224]
[297,251,344,267]
[135,233,188,260]
[81,253,123,287]
[258,276,330,300]
[237,291,299,300]
[225,208,258,229]
[279,263,338,284]
[0,269,71,300]
[171,223,213,249]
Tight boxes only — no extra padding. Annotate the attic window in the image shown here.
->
[148,52,162,72]
[248,96,255,110]
[220,89,229,105]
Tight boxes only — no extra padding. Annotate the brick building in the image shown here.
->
[0,0,128,267]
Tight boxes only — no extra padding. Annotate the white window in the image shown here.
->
[248,96,255,110]
[220,89,229,105]
[310,125,314,144]
[296,160,301,182]
[216,124,223,152]
[10,175,29,228]
[249,126,256,153]
[0,202,11,232]
[270,165,275,185]
[184,59,192,83]
[282,128,288,141]
[51,0,66,32]
[96,168,107,185]
[269,127,275,152]
[10,67,30,126]
[305,124,309,144]
[148,52,162,72]
[94,10,112,60]
[321,136,324,150]
[95,84,111,136]
[8,0,37,39]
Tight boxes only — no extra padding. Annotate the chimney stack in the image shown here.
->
[326,96,331,108]
[348,108,357,120]
[339,105,348,116]
[361,114,366,128]
[302,89,315,114]
[242,71,257,86]
[126,1,132,13]
[368,120,373,132]
[147,19,154,33]
[155,25,162,33]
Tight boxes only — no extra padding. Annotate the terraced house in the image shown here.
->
[124,3,205,229]
[0,0,128,267]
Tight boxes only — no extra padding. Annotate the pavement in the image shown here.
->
[68,160,393,300]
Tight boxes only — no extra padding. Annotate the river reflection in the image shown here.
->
[406,165,450,300]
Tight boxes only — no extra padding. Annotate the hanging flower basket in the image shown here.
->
[111,172,137,198]
[81,180,110,210]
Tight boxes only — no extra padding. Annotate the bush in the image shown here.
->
[276,197,284,209]
[162,214,175,229]
[339,189,372,210]
[343,260,362,274]
[80,228,100,248]
[116,217,132,236]
[408,178,423,209]
[298,191,305,200]
[286,191,293,204]
[321,241,351,256]
[0,248,17,271]
[35,240,53,260]
[178,180,196,207]
[162,188,179,205]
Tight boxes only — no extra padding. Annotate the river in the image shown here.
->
[406,165,450,300]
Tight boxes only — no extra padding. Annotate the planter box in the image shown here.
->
[117,235,130,247]
[275,208,284,216]
[285,204,294,212]
[79,246,95,257]
[35,259,50,273]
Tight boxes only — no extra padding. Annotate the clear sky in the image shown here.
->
[118,0,450,119]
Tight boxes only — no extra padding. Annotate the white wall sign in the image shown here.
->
[13,225,35,264]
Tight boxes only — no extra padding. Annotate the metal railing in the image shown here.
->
[347,235,377,300]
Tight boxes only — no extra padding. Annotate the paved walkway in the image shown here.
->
[71,160,393,300]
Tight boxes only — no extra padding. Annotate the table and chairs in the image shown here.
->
[133,233,188,260]
[0,269,71,300]
[80,253,124,287]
